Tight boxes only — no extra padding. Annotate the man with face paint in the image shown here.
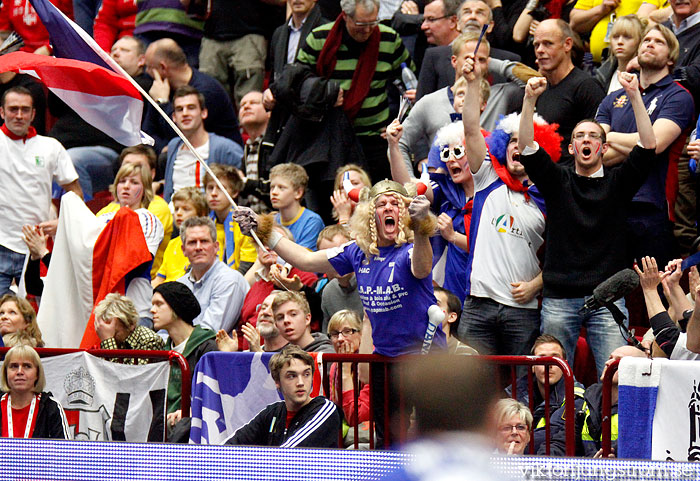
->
[596,24,694,269]
[517,71,657,377]
[455,52,562,356]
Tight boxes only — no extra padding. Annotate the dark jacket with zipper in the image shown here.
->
[224,396,341,448]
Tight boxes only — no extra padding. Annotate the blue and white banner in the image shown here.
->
[189,352,326,445]
[189,352,281,445]
[42,352,170,442]
[618,357,700,461]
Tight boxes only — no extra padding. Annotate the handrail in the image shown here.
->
[0,347,191,417]
[321,353,576,455]
[601,358,619,457]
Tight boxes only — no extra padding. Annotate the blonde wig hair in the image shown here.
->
[349,181,435,257]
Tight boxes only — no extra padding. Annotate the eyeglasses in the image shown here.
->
[573,132,603,140]
[423,15,450,23]
[348,16,380,27]
[440,145,466,161]
[498,424,529,434]
[329,328,359,340]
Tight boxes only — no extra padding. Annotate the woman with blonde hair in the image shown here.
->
[93,293,164,363]
[0,295,44,347]
[0,345,70,438]
[594,15,646,93]
[98,161,164,326]
[494,398,533,455]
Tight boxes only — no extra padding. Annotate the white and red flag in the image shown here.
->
[37,193,152,348]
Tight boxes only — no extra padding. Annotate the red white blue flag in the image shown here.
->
[0,52,143,146]
[18,0,146,145]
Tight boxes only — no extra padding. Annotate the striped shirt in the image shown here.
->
[297,23,413,136]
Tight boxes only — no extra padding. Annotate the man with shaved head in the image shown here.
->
[142,38,242,151]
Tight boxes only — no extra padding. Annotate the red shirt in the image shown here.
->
[0,0,73,52]
[93,0,137,52]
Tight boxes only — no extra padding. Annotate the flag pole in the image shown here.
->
[103,60,267,250]
[35,3,267,248]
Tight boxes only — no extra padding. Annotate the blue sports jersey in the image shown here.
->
[327,241,446,357]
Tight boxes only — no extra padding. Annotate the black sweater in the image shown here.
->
[664,21,700,115]
[521,145,656,297]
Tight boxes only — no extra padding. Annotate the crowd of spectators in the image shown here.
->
[0,0,700,456]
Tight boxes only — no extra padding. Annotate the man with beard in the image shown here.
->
[596,24,694,268]
[517,70,656,377]
[216,291,290,352]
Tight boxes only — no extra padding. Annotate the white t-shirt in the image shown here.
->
[0,132,78,253]
[467,160,545,309]
[172,141,210,193]
[671,333,700,360]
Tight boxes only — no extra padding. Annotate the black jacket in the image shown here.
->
[261,63,366,181]
[0,392,70,439]
[593,55,617,93]
[663,20,700,115]
[225,396,341,448]
[268,6,326,83]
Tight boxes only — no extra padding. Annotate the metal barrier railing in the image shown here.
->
[493,355,576,456]
[601,358,620,458]
[321,354,576,455]
[0,347,191,417]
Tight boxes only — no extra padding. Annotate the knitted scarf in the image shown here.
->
[316,14,380,120]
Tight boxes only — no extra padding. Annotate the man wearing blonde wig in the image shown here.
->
[234,180,445,445]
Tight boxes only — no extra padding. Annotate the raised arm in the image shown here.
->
[619,71,656,151]
[633,256,668,319]
[661,258,692,321]
[232,209,338,276]
[408,196,434,279]
[518,77,547,152]
[462,53,488,174]
[388,119,434,203]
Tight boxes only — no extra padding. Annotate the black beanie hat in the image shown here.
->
[154,282,201,325]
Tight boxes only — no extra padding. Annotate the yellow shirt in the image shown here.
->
[97,196,173,279]
[156,236,189,282]
[213,215,257,271]
[572,0,665,62]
